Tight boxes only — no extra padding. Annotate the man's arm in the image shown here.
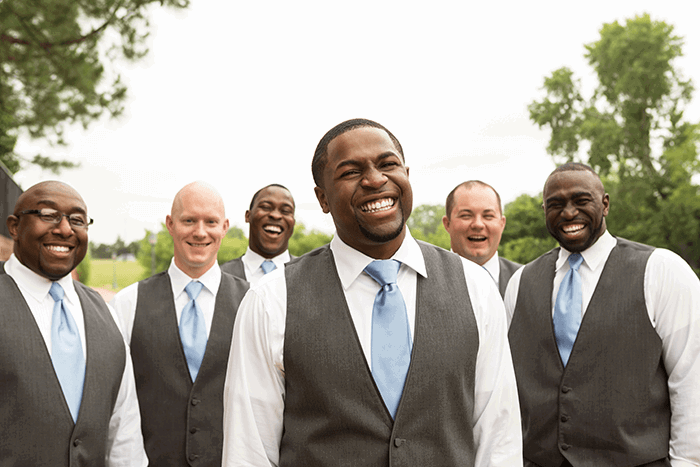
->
[462,259,523,467]
[222,283,287,467]
[646,249,700,467]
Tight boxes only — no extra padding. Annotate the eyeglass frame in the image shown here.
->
[17,208,94,229]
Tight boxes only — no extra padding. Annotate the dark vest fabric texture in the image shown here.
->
[509,238,670,467]
[281,242,479,467]
[498,256,522,298]
[220,257,245,280]
[130,271,249,467]
[0,264,125,467]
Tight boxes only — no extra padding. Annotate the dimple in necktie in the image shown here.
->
[261,260,277,274]
[179,281,208,381]
[49,282,85,423]
[364,259,412,418]
[553,253,584,367]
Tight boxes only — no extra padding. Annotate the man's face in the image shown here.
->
[167,186,229,278]
[543,170,609,253]
[314,126,412,259]
[7,182,89,281]
[442,185,506,265]
[246,186,295,258]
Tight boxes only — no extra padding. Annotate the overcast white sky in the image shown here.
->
[12,0,700,245]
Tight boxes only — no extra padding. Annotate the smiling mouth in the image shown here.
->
[46,245,72,253]
[263,224,283,235]
[361,198,395,213]
[187,242,211,247]
[562,223,585,235]
[467,235,487,242]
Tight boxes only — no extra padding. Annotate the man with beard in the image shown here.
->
[505,163,700,467]
[221,119,522,466]
[1,181,146,466]
[221,184,295,285]
[111,181,249,466]
[443,180,521,297]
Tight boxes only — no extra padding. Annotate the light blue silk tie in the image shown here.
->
[179,281,208,381]
[365,259,412,418]
[553,253,584,367]
[261,260,277,274]
[49,282,85,423]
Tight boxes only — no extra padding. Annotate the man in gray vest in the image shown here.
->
[443,180,521,297]
[1,180,147,466]
[222,119,522,466]
[221,183,296,285]
[505,163,700,467]
[111,181,249,466]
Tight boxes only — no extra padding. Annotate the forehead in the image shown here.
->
[453,185,499,212]
[253,186,294,208]
[326,127,399,167]
[21,184,86,212]
[544,170,603,198]
[175,188,225,217]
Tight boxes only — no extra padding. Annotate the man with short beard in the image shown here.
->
[222,119,522,467]
[221,184,295,285]
[505,163,700,466]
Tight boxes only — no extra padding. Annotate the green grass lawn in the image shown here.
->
[87,259,145,292]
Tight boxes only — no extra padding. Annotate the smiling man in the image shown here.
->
[222,119,522,466]
[505,163,700,467]
[221,184,295,285]
[110,181,249,467]
[443,180,521,297]
[1,181,146,466]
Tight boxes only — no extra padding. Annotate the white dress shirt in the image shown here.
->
[222,229,522,467]
[3,254,148,467]
[110,258,222,344]
[504,230,700,467]
[240,247,291,286]
[481,251,501,285]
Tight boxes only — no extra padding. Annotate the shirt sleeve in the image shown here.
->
[645,249,700,467]
[503,266,525,328]
[222,281,287,467]
[462,260,523,467]
[109,282,140,344]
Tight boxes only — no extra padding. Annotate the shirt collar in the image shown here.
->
[556,229,616,273]
[5,253,79,305]
[481,252,500,283]
[167,258,221,298]
[243,247,290,271]
[330,227,426,290]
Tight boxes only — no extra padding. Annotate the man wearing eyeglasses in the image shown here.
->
[0,180,147,466]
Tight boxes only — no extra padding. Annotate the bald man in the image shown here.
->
[111,181,249,467]
[1,181,146,466]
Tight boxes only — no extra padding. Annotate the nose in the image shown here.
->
[562,201,579,218]
[269,208,282,220]
[361,166,387,189]
[472,215,485,229]
[192,221,207,238]
[52,216,74,236]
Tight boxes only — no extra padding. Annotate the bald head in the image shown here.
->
[171,181,226,219]
[14,181,85,216]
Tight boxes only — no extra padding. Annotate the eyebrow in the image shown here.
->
[334,152,399,171]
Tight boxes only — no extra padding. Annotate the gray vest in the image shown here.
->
[281,242,479,467]
[130,271,248,467]
[509,238,670,467]
[0,264,125,467]
[498,256,522,297]
[220,257,245,280]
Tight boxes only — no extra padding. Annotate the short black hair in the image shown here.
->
[445,180,503,219]
[248,184,294,211]
[312,118,404,188]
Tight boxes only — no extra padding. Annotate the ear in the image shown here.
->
[602,193,610,217]
[165,215,174,236]
[314,186,330,214]
[244,210,251,223]
[6,215,19,241]
[501,215,507,229]
[223,218,230,232]
[441,214,450,231]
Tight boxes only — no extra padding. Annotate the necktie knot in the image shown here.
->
[49,282,65,302]
[364,260,401,287]
[185,281,203,301]
[568,253,583,271]
[261,260,277,274]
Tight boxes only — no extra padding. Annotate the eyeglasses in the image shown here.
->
[18,209,94,229]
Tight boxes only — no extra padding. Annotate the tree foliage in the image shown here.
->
[406,204,450,250]
[0,0,189,174]
[500,194,557,264]
[529,14,700,270]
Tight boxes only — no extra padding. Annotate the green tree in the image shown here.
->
[136,225,173,280]
[0,0,189,174]
[288,223,332,256]
[529,14,700,270]
[407,204,450,250]
[500,194,557,264]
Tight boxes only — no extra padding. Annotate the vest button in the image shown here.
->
[191,398,200,406]
[561,386,571,393]
[189,454,199,461]
[561,443,570,451]
[394,438,405,447]
[560,415,569,422]
[190,427,198,434]
[73,438,82,447]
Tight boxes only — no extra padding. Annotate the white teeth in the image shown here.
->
[468,236,487,241]
[46,245,69,253]
[563,224,584,233]
[264,225,282,233]
[361,198,394,213]
[190,243,208,247]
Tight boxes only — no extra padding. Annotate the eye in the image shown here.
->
[68,215,87,227]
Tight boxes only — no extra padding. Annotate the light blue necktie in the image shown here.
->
[553,253,584,367]
[179,281,208,381]
[261,260,277,274]
[365,259,412,418]
[49,282,85,423]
